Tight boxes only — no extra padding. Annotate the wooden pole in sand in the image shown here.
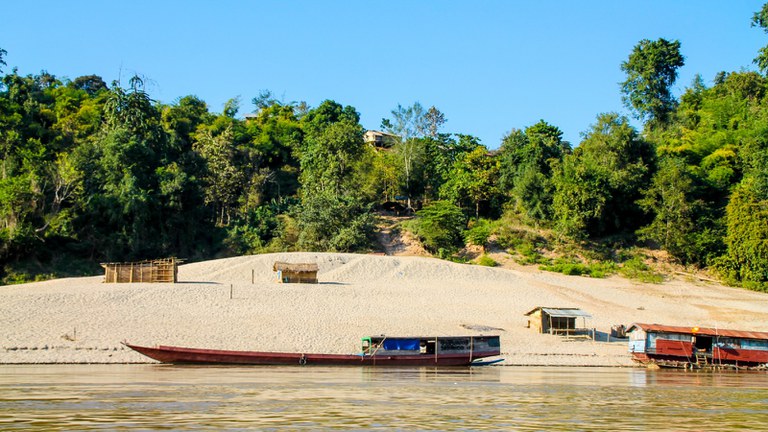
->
[251,269,254,284]
[230,284,233,299]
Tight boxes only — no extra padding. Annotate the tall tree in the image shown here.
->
[621,38,685,125]
[193,124,244,226]
[0,47,7,75]
[498,120,570,222]
[424,106,446,138]
[440,146,501,219]
[553,113,654,239]
[718,177,768,291]
[299,100,364,197]
[636,158,708,263]
[752,2,768,75]
[381,102,432,208]
[70,75,108,95]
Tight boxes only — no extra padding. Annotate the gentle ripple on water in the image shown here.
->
[2,365,768,430]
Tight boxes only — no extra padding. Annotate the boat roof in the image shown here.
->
[628,323,768,340]
[524,307,592,318]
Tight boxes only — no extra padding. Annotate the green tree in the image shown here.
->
[553,113,654,239]
[294,192,375,252]
[409,200,467,255]
[498,120,570,222]
[717,177,768,291]
[381,102,430,208]
[70,75,108,95]
[0,47,7,75]
[193,124,245,226]
[621,38,685,124]
[752,3,768,75]
[636,157,713,263]
[424,106,446,138]
[299,100,364,197]
[440,146,502,219]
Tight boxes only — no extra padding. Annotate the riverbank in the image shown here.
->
[3,253,768,365]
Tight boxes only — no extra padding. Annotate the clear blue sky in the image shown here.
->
[1,1,765,148]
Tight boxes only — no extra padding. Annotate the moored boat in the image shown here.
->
[628,323,768,369]
[123,335,502,366]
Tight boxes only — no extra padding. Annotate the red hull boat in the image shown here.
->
[628,323,768,369]
[123,335,501,367]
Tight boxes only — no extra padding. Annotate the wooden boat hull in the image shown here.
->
[123,342,500,367]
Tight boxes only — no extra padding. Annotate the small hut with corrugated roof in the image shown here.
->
[273,262,319,284]
[525,306,592,335]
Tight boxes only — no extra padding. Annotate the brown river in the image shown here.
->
[2,365,768,430]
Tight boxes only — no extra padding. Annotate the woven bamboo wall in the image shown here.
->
[102,258,179,283]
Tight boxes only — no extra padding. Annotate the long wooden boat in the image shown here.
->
[628,323,768,369]
[123,335,501,366]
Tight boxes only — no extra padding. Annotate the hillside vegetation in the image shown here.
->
[2,5,768,290]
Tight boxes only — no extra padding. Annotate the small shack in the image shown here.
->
[273,262,319,284]
[101,258,181,283]
[525,307,592,336]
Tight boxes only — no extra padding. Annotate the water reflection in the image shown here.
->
[2,365,768,430]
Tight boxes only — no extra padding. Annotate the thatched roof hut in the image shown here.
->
[273,262,319,284]
[101,258,182,283]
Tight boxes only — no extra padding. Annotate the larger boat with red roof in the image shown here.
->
[628,323,768,369]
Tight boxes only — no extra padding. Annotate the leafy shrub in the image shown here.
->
[476,254,498,267]
[465,219,492,250]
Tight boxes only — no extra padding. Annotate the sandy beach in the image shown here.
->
[2,252,768,366]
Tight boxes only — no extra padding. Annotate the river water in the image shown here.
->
[2,365,768,431]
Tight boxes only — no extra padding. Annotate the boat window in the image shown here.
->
[741,339,768,351]
[658,333,689,342]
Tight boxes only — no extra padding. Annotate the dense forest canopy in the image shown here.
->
[1,5,767,290]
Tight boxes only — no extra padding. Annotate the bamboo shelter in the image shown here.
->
[101,258,182,283]
[273,262,319,284]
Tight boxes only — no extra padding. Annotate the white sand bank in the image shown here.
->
[2,252,767,366]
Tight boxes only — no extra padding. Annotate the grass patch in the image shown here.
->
[540,258,617,278]
[619,257,664,284]
[513,242,550,265]
[476,254,498,267]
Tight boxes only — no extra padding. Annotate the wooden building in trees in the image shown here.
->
[363,130,399,149]
[101,258,181,283]
[273,262,319,284]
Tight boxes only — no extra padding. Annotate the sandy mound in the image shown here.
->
[2,252,767,366]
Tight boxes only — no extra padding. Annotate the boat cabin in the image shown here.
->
[525,307,592,336]
[628,323,768,367]
[361,336,500,356]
